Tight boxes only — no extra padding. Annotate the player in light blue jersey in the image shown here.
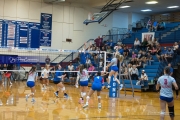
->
[78,64,89,104]
[25,65,37,103]
[156,66,178,120]
[53,64,68,98]
[83,71,104,109]
[106,51,124,89]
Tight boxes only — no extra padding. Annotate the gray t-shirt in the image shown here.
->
[157,75,176,98]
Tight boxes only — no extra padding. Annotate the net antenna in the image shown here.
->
[83,0,134,25]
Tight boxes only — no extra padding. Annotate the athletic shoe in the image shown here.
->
[83,104,88,108]
[64,94,69,98]
[107,85,111,88]
[120,84,123,90]
[75,84,79,88]
[98,103,101,109]
[54,92,59,98]
[25,95,29,102]
[31,98,35,103]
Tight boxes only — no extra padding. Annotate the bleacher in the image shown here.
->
[123,22,180,46]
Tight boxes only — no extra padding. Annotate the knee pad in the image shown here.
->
[86,96,90,100]
[83,92,86,97]
[61,87,65,91]
[108,76,111,80]
[168,106,175,117]
[160,111,165,115]
[98,96,101,99]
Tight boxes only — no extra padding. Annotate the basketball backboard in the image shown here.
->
[83,12,108,25]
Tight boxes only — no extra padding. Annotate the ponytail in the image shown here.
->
[29,65,36,74]
[116,54,124,62]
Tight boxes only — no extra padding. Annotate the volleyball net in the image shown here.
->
[0,47,111,81]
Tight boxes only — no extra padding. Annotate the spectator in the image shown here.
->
[173,42,179,54]
[156,46,162,62]
[99,59,104,70]
[123,46,129,59]
[153,21,158,31]
[137,70,148,86]
[132,51,137,59]
[165,47,174,63]
[45,55,51,65]
[117,40,122,46]
[118,46,124,55]
[140,38,148,51]
[153,38,159,48]
[130,65,139,80]
[106,46,112,53]
[130,58,138,65]
[146,19,152,31]
[160,47,167,61]
[85,58,91,68]
[109,40,114,49]
[136,59,143,70]
[146,52,153,64]
[134,38,140,50]
[68,62,74,71]
[88,63,95,81]
[94,36,103,49]
[137,50,142,59]
[149,47,157,55]
[140,51,147,63]
[36,62,42,80]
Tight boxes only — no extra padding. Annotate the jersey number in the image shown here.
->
[164,79,168,85]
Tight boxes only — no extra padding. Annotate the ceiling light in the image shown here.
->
[120,6,130,8]
[167,6,179,9]
[146,1,158,4]
[141,9,152,12]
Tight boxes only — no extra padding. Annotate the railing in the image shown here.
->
[56,39,94,64]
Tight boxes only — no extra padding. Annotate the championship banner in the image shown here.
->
[142,32,155,42]
[40,13,52,30]
[40,30,51,47]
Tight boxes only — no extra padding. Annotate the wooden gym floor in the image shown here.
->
[0,81,180,120]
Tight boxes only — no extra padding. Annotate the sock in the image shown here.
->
[86,96,90,104]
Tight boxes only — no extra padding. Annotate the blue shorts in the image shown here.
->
[92,83,102,91]
[111,66,118,72]
[80,81,88,86]
[54,81,62,84]
[160,96,173,103]
[27,81,35,88]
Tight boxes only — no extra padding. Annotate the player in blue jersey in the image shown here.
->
[78,64,89,104]
[106,51,124,89]
[25,65,37,103]
[53,64,68,98]
[156,66,178,120]
[83,71,104,109]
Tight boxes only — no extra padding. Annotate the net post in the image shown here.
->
[104,51,107,72]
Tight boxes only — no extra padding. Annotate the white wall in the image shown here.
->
[0,0,113,50]
[132,13,150,23]
[112,11,128,28]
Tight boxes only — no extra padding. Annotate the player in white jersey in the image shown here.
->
[25,65,37,103]
[78,65,89,104]
[106,51,124,89]
[41,64,50,89]
[156,66,178,120]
